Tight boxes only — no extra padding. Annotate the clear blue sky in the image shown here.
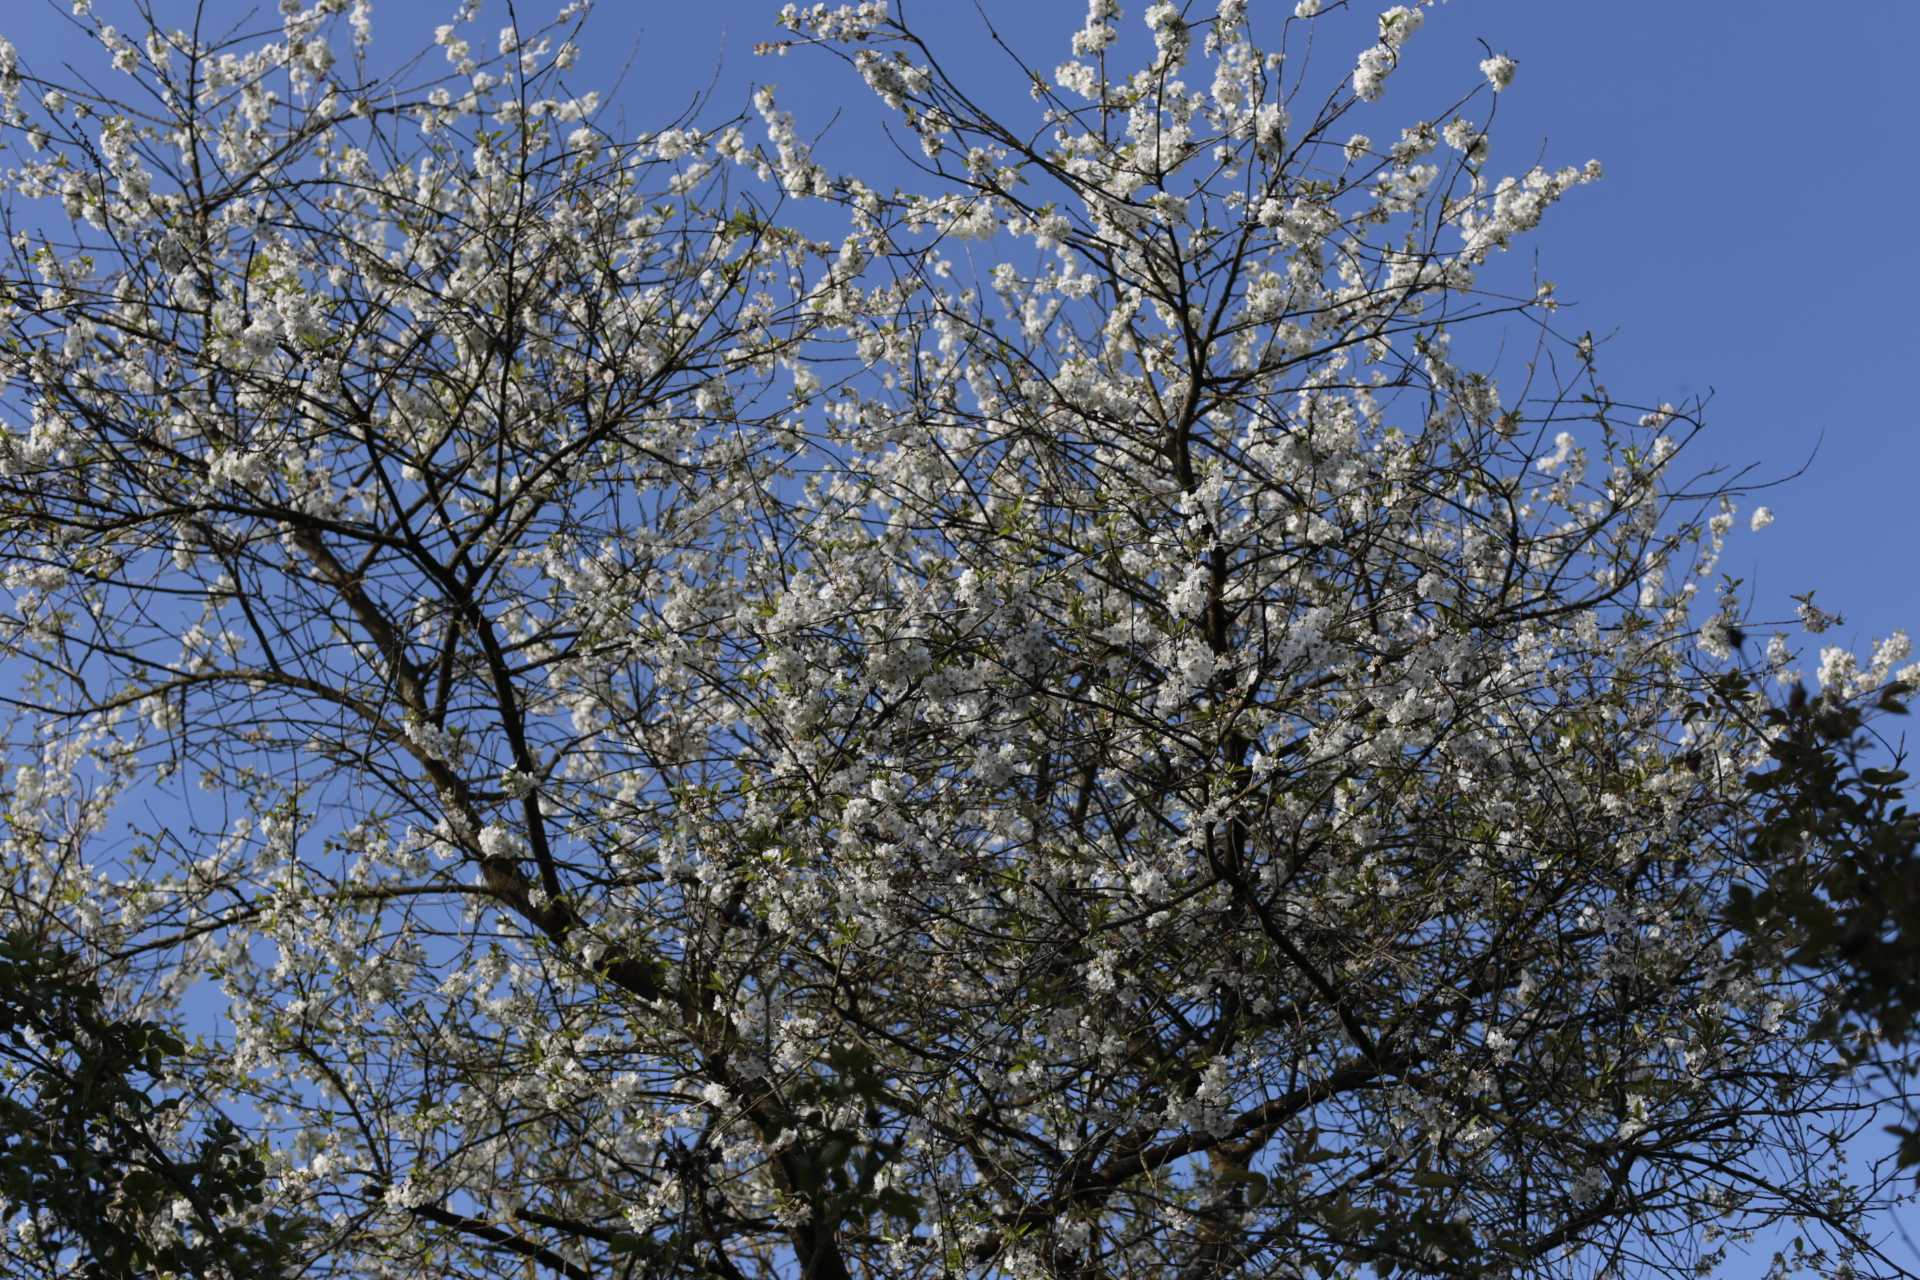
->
[5,0,1916,1274]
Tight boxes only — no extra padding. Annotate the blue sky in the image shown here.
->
[4,0,1916,1274]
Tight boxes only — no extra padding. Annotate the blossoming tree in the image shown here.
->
[0,1,1913,1277]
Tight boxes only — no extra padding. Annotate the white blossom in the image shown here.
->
[1480,53,1518,91]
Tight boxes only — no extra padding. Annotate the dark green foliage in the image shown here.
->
[780,1043,917,1226]
[1725,676,1920,1169]
[0,932,309,1278]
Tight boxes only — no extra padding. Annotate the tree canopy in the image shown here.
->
[0,2,1913,1277]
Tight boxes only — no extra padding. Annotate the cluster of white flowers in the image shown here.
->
[1072,0,1121,56]
[1457,159,1604,260]
[1352,4,1425,101]
[778,1,890,41]
[751,86,831,197]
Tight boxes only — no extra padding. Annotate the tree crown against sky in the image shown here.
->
[0,1,1913,1277]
